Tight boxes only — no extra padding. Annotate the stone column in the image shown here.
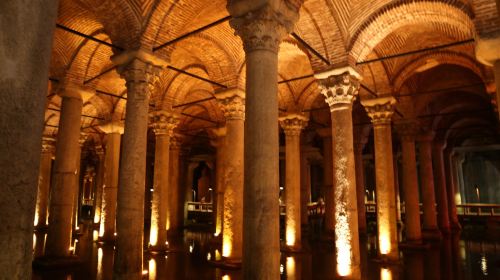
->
[354,138,368,234]
[215,89,245,264]
[98,122,123,243]
[112,51,166,279]
[361,96,399,262]
[211,127,226,237]
[73,132,88,231]
[279,113,308,251]
[316,68,361,278]
[93,145,105,224]
[45,86,86,258]
[34,136,55,229]
[455,154,466,204]
[148,111,178,252]
[228,2,301,277]
[0,1,58,277]
[432,141,450,234]
[396,121,422,244]
[317,128,334,234]
[445,150,461,231]
[168,135,183,235]
[417,133,440,239]
[300,148,311,227]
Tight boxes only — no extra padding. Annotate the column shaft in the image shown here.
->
[433,144,450,233]
[45,94,83,257]
[331,106,361,277]
[300,151,311,227]
[93,148,105,224]
[99,133,121,242]
[418,139,440,238]
[214,134,226,237]
[322,136,334,233]
[35,139,55,228]
[354,143,366,233]
[445,152,461,230]
[168,141,182,233]
[401,138,422,242]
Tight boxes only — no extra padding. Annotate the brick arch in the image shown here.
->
[393,51,485,93]
[296,79,320,112]
[349,1,475,62]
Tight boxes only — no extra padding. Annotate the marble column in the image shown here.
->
[279,113,308,251]
[215,89,245,263]
[354,138,368,234]
[317,128,334,234]
[112,51,166,279]
[455,154,466,204]
[149,111,178,252]
[396,121,422,243]
[0,1,58,276]
[73,132,88,231]
[34,136,55,229]
[211,127,226,237]
[300,148,312,227]
[432,141,450,234]
[228,2,301,277]
[45,86,86,258]
[316,68,361,278]
[98,122,123,243]
[168,135,183,236]
[361,96,399,262]
[93,145,105,224]
[417,132,440,239]
[445,150,461,231]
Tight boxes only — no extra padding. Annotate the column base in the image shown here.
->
[209,257,242,269]
[148,244,169,254]
[34,224,48,232]
[280,243,303,253]
[97,237,116,245]
[422,228,442,240]
[33,255,82,269]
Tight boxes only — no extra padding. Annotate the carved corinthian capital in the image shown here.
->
[315,68,361,111]
[361,96,397,125]
[279,114,308,136]
[229,4,300,53]
[41,136,56,154]
[149,110,179,135]
[216,88,245,120]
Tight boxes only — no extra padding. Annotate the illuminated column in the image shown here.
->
[211,127,226,237]
[417,133,440,239]
[445,150,461,231]
[396,121,422,243]
[316,68,361,278]
[168,135,183,235]
[317,128,334,234]
[300,148,312,227]
[432,140,450,234]
[361,96,399,262]
[112,51,166,279]
[149,111,178,252]
[455,154,466,204]
[98,122,123,243]
[215,89,244,263]
[354,137,368,234]
[45,85,86,257]
[228,2,301,276]
[34,136,55,229]
[73,132,88,231]
[279,113,308,251]
[93,145,105,224]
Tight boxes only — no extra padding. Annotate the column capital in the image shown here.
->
[475,36,500,66]
[361,96,397,125]
[41,136,56,154]
[395,120,419,141]
[315,67,361,110]
[149,110,179,135]
[112,50,167,101]
[209,126,227,147]
[215,88,245,120]
[99,121,124,134]
[95,145,104,157]
[228,4,299,53]
[279,113,308,136]
[58,82,94,102]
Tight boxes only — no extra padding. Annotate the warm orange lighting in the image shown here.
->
[285,226,296,247]
[32,234,36,251]
[336,206,352,276]
[215,249,221,261]
[222,275,230,280]
[148,259,156,280]
[149,225,158,246]
[379,232,391,255]
[34,213,39,227]
[380,267,392,280]
[222,237,232,257]
[286,257,296,279]
[93,230,99,241]
[142,270,149,275]
[94,209,101,223]
[97,248,103,278]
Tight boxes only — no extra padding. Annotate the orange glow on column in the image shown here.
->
[286,257,296,279]
[222,235,232,257]
[148,258,156,280]
[34,212,39,227]
[380,267,393,280]
[286,225,296,247]
[149,224,158,246]
[379,226,391,255]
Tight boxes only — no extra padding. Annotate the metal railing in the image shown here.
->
[457,203,500,216]
[187,202,213,212]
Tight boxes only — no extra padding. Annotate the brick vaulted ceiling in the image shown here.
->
[45,0,500,147]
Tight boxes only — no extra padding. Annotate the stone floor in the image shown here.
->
[32,223,500,279]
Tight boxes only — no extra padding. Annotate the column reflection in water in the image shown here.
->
[404,252,423,280]
[380,267,393,280]
[284,256,302,280]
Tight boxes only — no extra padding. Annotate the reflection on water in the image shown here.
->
[32,223,500,279]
